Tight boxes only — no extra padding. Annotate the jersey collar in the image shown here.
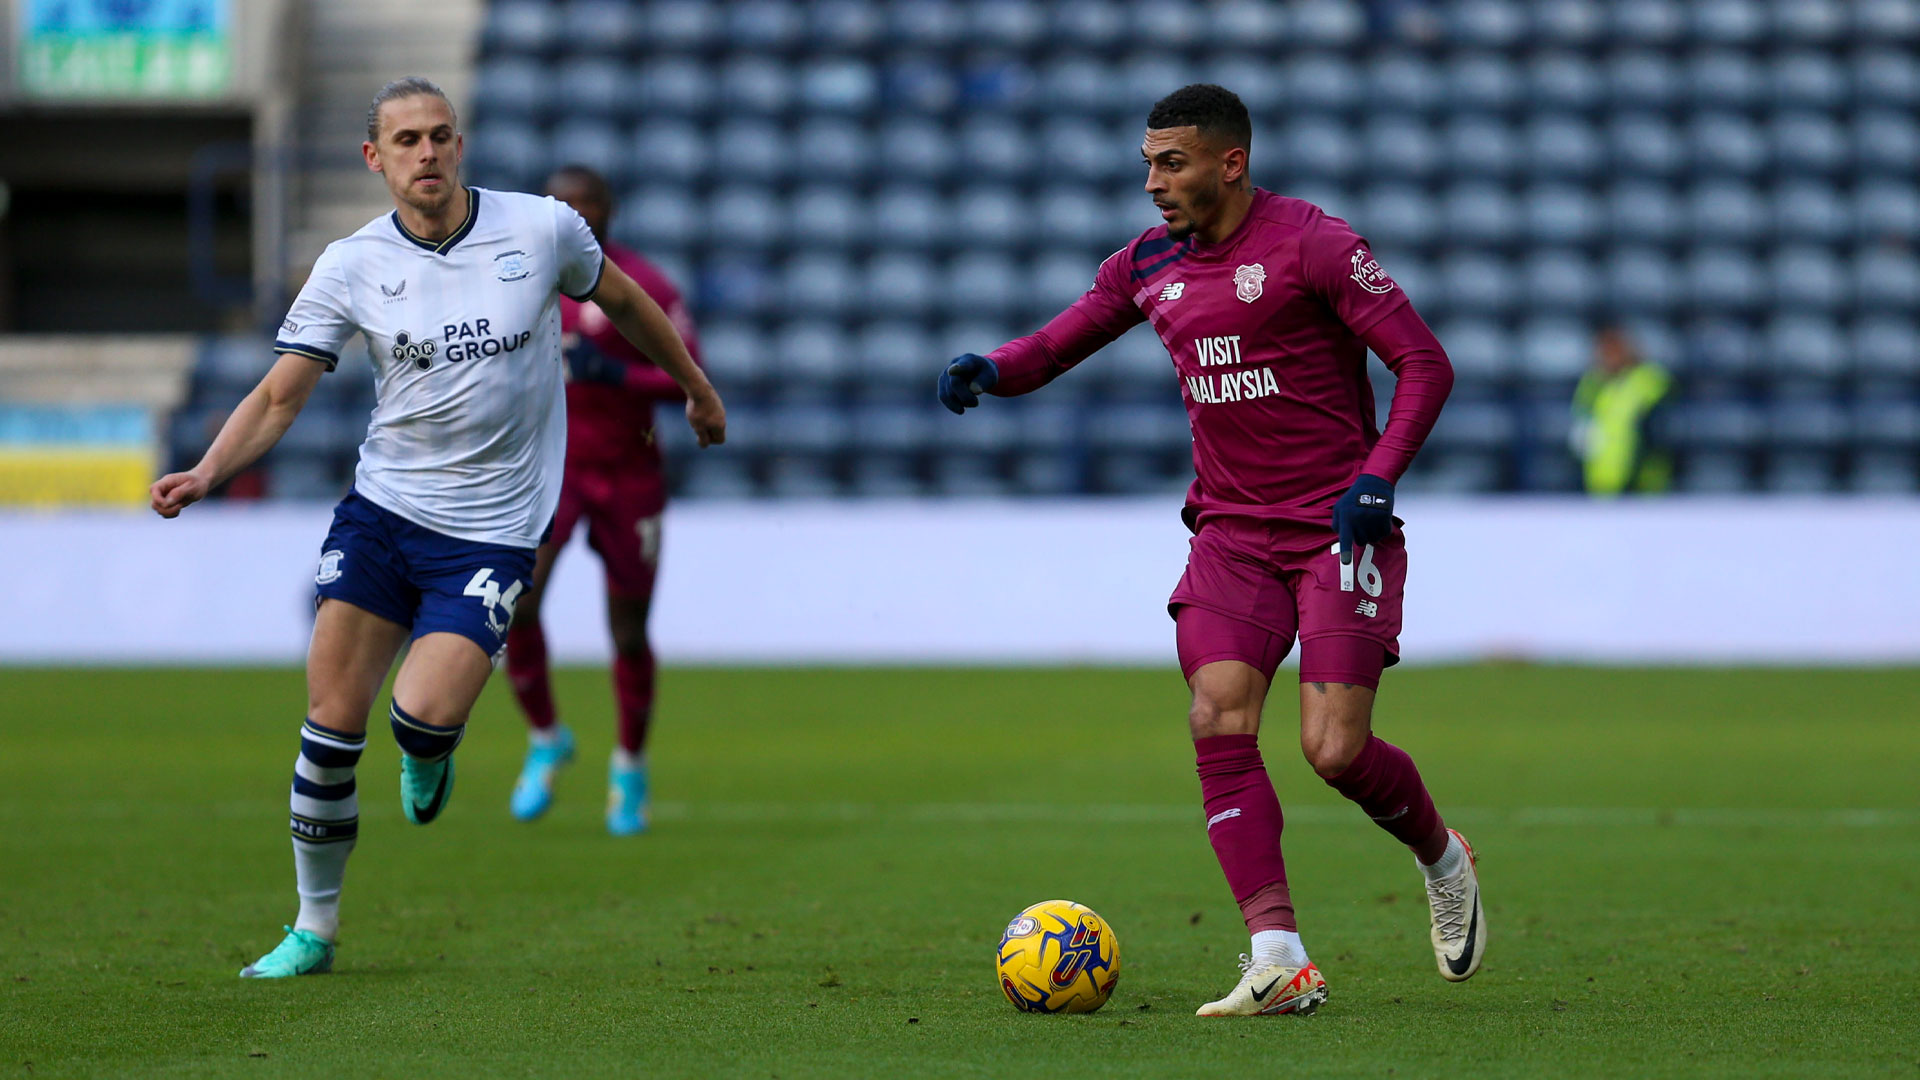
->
[391,188,481,255]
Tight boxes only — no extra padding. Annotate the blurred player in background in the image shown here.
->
[504,165,701,836]
[150,78,725,978]
[938,85,1477,1015]
[1570,324,1673,496]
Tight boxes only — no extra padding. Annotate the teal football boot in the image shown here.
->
[400,751,455,825]
[239,926,333,978]
[606,755,649,836]
[510,725,575,821]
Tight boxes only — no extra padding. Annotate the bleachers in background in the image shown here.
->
[173,0,1920,498]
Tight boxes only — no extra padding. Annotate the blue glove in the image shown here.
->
[1331,473,1395,565]
[937,353,999,415]
[565,336,625,386]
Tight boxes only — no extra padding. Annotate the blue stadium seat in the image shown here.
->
[1772,52,1846,109]
[1857,0,1920,40]
[955,188,1024,248]
[1692,0,1764,43]
[1689,113,1766,175]
[1359,186,1438,247]
[708,186,784,250]
[467,122,547,191]
[1425,399,1517,450]
[1284,55,1361,115]
[958,117,1033,182]
[792,120,870,182]
[856,322,934,380]
[719,57,794,116]
[1528,53,1602,110]
[1210,0,1286,45]
[1534,0,1605,44]
[809,0,882,48]
[1612,0,1685,44]
[1688,180,1765,242]
[889,0,965,46]
[1038,187,1115,248]
[1856,50,1920,108]
[1117,55,1196,114]
[678,456,756,499]
[1290,0,1365,46]
[1769,247,1849,312]
[1012,450,1079,496]
[1442,183,1520,246]
[1773,181,1849,243]
[1766,315,1847,376]
[555,60,628,120]
[1524,116,1603,178]
[1761,451,1837,492]
[696,256,773,318]
[777,254,854,318]
[546,120,625,185]
[879,119,957,182]
[1771,113,1848,175]
[1031,252,1098,311]
[934,321,1016,369]
[1445,116,1517,178]
[1772,0,1845,42]
[788,186,858,248]
[614,189,703,250]
[880,55,956,114]
[1853,248,1920,310]
[1687,317,1761,375]
[629,122,708,183]
[1434,319,1514,380]
[1284,119,1357,180]
[1523,251,1599,312]
[726,0,804,48]
[1104,325,1174,383]
[1446,54,1522,112]
[1038,57,1114,116]
[1680,401,1762,449]
[947,252,1022,316]
[959,57,1035,113]
[1607,52,1679,108]
[268,456,345,502]
[560,1,641,53]
[846,456,923,500]
[482,0,559,55]
[1687,247,1765,310]
[1852,317,1920,377]
[1437,251,1516,314]
[1851,451,1920,493]
[1450,0,1527,46]
[646,1,722,50]
[639,59,716,117]
[1379,252,1432,308]
[1606,181,1682,244]
[1851,400,1920,449]
[1688,51,1760,109]
[695,321,769,383]
[1086,404,1191,455]
[1131,0,1205,49]
[1367,54,1443,115]
[801,58,880,114]
[1213,57,1284,113]
[867,254,937,316]
[472,59,553,121]
[769,323,853,382]
[1361,115,1439,180]
[1856,111,1920,175]
[1041,119,1116,183]
[850,402,933,457]
[1609,114,1682,176]
[967,0,1045,48]
[766,455,841,498]
[1052,2,1126,47]
[1677,450,1751,492]
[873,186,944,249]
[1856,182,1920,241]
[1524,184,1600,244]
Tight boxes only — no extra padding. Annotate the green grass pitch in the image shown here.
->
[3,664,1917,1078]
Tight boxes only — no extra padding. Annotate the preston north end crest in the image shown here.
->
[1234,263,1267,303]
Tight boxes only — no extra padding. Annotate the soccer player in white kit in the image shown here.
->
[148,77,727,978]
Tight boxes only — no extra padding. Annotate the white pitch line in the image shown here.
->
[644,802,1920,828]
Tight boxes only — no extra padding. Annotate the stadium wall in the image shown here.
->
[3,498,1907,666]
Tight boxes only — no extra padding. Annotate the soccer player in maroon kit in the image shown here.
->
[939,85,1482,1015]
[505,165,700,835]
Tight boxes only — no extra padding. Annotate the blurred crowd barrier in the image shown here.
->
[5,496,1913,665]
[0,338,196,506]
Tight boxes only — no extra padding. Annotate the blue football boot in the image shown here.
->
[510,725,575,822]
[400,751,455,825]
[606,755,649,836]
[240,927,333,978]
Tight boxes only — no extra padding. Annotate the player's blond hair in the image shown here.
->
[366,76,456,143]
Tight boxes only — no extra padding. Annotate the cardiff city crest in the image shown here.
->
[1233,263,1266,303]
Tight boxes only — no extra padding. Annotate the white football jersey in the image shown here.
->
[275,187,604,548]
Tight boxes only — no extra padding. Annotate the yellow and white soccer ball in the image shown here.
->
[996,899,1121,1013]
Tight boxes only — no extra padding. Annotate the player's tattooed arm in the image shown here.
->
[150,352,324,518]
[587,260,726,447]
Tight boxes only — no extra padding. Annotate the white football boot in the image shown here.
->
[1424,829,1486,982]
[1195,955,1328,1016]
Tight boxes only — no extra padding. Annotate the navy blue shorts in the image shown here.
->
[313,490,536,661]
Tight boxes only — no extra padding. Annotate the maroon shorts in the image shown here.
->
[1168,517,1406,690]
[547,465,665,599]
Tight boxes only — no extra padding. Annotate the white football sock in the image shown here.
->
[1250,929,1307,969]
[611,746,645,771]
[290,721,363,942]
[529,723,566,748]
[1420,832,1466,882]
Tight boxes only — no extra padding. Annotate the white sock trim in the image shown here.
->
[1250,929,1307,969]
[1420,832,1467,881]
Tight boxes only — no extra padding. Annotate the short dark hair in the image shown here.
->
[1146,84,1252,154]
[366,76,455,143]
[545,164,612,203]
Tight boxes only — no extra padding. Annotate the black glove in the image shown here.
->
[937,354,999,415]
[1331,473,1395,565]
[565,336,626,386]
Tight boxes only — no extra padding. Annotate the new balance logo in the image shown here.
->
[1355,600,1379,618]
[1206,808,1242,829]
[1158,282,1186,302]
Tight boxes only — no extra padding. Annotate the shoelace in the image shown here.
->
[1426,873,1472,940]
[1234,952,1259,977]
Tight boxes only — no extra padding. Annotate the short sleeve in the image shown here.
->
[553,200,606,301]
[274,246,357,372]
[1299,213,1411,337]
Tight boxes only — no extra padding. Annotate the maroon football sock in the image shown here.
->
[612,647,656,754]
[1195,734,1296,933]
[505,619,557,730]
[1323,735,1444,852]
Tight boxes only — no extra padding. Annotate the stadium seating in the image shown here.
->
[171,0,1918,497]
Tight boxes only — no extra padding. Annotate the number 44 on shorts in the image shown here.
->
[464,568,525,635]
[1332,543,1384,598]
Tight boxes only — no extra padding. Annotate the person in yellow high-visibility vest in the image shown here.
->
[1570,325,1673,495]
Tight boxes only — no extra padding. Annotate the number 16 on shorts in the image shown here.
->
[1333,543,1383,598]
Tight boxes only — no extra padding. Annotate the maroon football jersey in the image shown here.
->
[562,241,701,472]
